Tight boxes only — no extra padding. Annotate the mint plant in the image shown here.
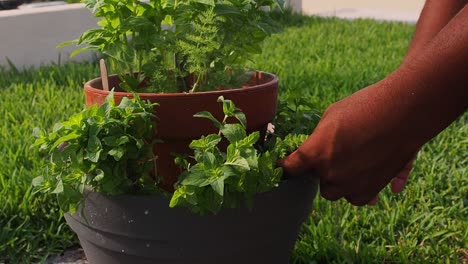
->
[32,94,309,215]
[61,0,284,92]
[32,92,158,213]
[169,96,282,214]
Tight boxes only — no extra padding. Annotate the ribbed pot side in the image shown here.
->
[65,176,318,264]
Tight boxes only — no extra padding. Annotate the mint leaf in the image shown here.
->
[51,180,64,194]
[102,136,129,147]
[211,178,224,196]
[51,131,81,150]
[94,169,105,182]
[221,98,236,117]
[189,134,222,151]
[220,124,246,143]
[32,176,44,187]
[87,135,102,162]
[237,131,260,148]
[194,111,222,128]
[108,147,125,161]
[234,112,247,128]
[225,156,250,170]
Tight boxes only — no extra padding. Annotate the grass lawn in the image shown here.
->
[1,14,466,263]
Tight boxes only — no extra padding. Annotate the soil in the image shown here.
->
[44,247,87,264]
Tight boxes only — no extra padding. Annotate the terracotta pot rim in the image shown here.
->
[84,71,279,98]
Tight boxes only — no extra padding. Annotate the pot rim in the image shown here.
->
[79,176,317,201]
[84,71,279,98]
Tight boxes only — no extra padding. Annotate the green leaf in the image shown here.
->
[199,152,218,168]
[52,123,64,133]
[194,111,222,128]
[225,156,250,170]
[234,112,247,128]
[51,180,64,194]
[104,91,116,108]
[220,124,246,143]
[170,185,196,208]
[51,131,82,150]
[214,4,242,16]
[272,0,285,10]
[221,165,238,180]
[162,15,173,26]
[32,127,42,138]
[189,134,222,151]
[32,176,44,187]
[221,98,236,117]
[211,178,224,196]
[56,39,78,48]
[182,170,211,187]
[94,169,105,182]
[124,16,153,29]
[87,121,101,137]
[87,135,102,162]
[240,147,259,169]
[117,96,134,110]
[193,0,215,6]
[237,131,260,148]
[108,147,125,161]
[70,46,98,58]
[102,136,129,147]
[78,28,107,45]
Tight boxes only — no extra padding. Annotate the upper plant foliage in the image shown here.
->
[32,92,158,213]
[62,0,284,92]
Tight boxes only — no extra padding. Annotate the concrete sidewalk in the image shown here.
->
[289,0,425,23]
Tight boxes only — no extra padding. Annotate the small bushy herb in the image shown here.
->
[169,96,283,214]
[267,133,309,159]
[32,92,158,213]
[274,91,321,137]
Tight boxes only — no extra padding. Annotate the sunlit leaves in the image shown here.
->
[61,0,284,92]
[32,91,158,213]
[170,96,282,214]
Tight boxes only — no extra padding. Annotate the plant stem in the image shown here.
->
[218,115,228,136]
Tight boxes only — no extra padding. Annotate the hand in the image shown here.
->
[367,154,416,205]
[279,80,422,206]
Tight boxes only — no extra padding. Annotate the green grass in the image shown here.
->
[1,15,466,263]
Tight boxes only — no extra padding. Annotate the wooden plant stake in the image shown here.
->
[100,59,109,91]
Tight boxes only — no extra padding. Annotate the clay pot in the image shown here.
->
[84,72,278,191]
[65,176,318,264]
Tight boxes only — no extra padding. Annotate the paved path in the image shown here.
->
[289,0,425,23]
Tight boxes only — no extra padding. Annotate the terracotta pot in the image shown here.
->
[65,176,318,264]
[84,72,279,191]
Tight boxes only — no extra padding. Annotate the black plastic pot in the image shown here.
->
[65,176,318,264]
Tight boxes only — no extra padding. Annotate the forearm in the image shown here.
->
[406,0,467,59]
[385,5,468,147]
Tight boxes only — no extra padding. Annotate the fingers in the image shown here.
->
[319,182,342,201]
[278,146,319,178]
[321,181,379,206]
[367,195,379,206]
[391,155,416,193]
[344,194,379,206]
[391,170,410,193]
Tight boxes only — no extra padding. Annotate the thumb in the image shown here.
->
[278,148,317,178]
